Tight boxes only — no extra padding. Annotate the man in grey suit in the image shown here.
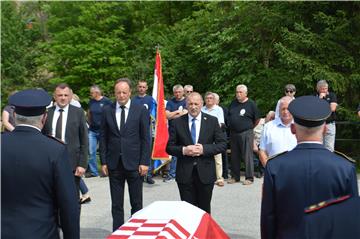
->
[100,78,150,231]
[43,83,88,198]
[166,92,227,213]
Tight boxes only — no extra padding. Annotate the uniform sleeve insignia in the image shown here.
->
[305,195,351,214]
[334,150,356,163]
[46,135,66,145]
[267,151,288,162]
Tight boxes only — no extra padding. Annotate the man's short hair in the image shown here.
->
[90,85,102,94]
[317,80,328,89]
[236,84,248,93]
[204,91,215,98]
[186,92,203,103]
[284,84,296,92]
[184,84,193,91]
[115,77,132,89]
[279,96,293,106]
[15,114,43,126]
[56,83,71,90]
[213,93,220,103]
[138,80,147,85]
[173,84,183,92]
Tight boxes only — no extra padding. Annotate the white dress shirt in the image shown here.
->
[51,105,69,142]
[188,112,202,144]
[116,100,131,130]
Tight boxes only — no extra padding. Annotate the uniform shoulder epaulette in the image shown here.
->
[46,135,66,145]
[267,151,288,162]
[305,195,351,214]
[334,150,356,163]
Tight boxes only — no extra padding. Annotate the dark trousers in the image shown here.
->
[230,129,254,181]
[177,166,214,214]
[74,175,81,214]
[59,175,80,227]
[74,175,81,199]
[109,159,143,231]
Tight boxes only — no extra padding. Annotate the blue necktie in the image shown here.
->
[191,118,196,144]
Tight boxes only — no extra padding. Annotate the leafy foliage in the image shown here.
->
[1,1,359,120]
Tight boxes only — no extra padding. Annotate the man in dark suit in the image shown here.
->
[43,83,88,197]
[304,195,360,239]
[100,78,150,231]
[166,92,227,213]
[1,89,79,239]
[261,96,358,239]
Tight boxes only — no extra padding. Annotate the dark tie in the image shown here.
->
[120,105,125,131]
[191,118,196,144]
[55,109,64,139]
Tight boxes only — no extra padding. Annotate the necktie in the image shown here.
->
[191,118,196,144]
[55,109,64,139]
[120,105,125,131]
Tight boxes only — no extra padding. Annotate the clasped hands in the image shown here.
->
[319,92,327,99]
[183,144,203,157]
[101,165,148,177]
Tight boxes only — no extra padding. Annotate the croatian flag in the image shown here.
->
[151,50,170,171]
[107,201,230,239]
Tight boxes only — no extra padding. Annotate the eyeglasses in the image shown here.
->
[285,90,294,93]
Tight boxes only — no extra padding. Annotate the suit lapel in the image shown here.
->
[121,102,134,133]
[181,114,192,144]
[111,103,120,134]
[65,105,73,141]
[198,114,208,144]
[47,107,55,123]
[45,107,55,134]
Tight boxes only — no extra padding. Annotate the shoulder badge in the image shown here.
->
[334,150,356,163]
[305,195,351,214]
[46,135,66,145]
[267,151,288,162]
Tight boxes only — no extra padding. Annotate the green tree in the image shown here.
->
[1,1,29,101]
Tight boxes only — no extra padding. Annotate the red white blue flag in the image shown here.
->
[151,50,170,167]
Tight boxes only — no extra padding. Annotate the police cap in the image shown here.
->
[288,95,331,127]
[9,89,52,116]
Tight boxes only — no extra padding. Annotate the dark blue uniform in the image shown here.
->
[261,144,358,239]
[305,196,360,239]
[1,127,80,239]
[261,96,359,239]
[1,89,79,239]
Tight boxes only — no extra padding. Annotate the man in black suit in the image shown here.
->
[2,89,79,239]
[100,78,150,231]
[43,83,88,197]
[166,92,227,213]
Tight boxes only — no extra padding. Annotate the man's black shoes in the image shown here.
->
[145,177,155,184]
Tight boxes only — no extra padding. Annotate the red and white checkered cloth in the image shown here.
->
[108,218,190,239]
[107,201,229,239]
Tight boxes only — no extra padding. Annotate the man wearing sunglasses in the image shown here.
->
[275,84,296,119]
[184,84,194,97]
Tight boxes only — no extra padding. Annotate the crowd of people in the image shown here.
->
[2,78,360,239]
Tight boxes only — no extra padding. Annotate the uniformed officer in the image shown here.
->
[260,95,358,239]
[1,89,80,239]
[304,195,360,239]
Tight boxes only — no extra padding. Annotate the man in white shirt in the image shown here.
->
[259,96,297,166]
[201,92,225,186]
